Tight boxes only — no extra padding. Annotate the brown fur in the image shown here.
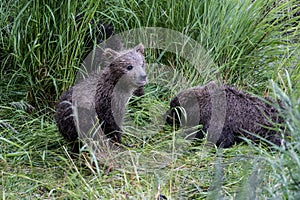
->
[55,44,146,148]
[94,44,146,144]
[166,81,285,148]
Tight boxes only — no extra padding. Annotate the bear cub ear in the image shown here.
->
[134,43,144,55]
[103,48,121,66]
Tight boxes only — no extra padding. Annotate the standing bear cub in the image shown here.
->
[56,44,147,148]
[166,81,285,148]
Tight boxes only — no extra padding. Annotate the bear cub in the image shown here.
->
[166,81,285,148]
[55,44,147,149]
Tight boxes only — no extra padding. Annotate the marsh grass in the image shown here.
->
[1,0,300,199]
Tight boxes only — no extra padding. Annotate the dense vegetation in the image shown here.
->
[0,0,299,199]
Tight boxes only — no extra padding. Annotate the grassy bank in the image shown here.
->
[1,0,299,199]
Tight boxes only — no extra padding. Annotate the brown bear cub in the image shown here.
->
[166,81,285,148]
[55,44,147,149]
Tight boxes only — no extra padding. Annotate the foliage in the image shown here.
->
[0,0,299,199]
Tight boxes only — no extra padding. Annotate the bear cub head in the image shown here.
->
[103,43,147,90]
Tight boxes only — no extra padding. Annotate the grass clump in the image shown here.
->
[0,0,110,109]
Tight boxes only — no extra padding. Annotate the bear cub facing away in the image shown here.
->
[166,81,285,148]
[55,44,147,148]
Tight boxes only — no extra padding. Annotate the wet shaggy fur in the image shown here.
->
[94,44,147,143]
[56,44,147,147]
[166,81,285,148]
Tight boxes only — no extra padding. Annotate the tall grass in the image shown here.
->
[1,0,299,107]
[263,76,300,199]
[0,0,107,109]
[98,0,300,90]
[0,0,299,199]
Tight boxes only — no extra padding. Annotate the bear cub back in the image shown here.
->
[166,81,285,148]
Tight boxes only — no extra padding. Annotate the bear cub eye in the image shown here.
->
[127,65,133,70]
